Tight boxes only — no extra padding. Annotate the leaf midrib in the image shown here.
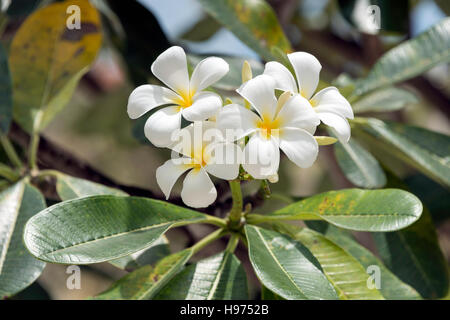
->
[0,182,25,274]
[35,218,201,256]
[253,227,306,299]
[339,140,378,187]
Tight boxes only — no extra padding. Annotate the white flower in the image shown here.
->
[156,121,241,208]
[217,75,320,179]
[263,52,354,142]
[127,46,229,147]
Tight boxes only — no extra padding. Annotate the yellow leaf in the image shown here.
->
[10,0,102,132]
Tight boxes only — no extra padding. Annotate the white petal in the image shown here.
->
[236,75,277,119]
[151,46,189,95]
[190,57,229,93]
[127,85,179,119]
[217,104,259,141]
[169,121,223,159]
[287,52,321,99]
[311,87,354,119]
[243,135,279,179]
[144,106,182,147]
[204,142,241,180]
[182,92,222,122]
[263,61,298,93]
[279,128,318,168]
[181,168,217,208]
[318,113,351,142]
[277,94,320,132]
[156,159,191,199]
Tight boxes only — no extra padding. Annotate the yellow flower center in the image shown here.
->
[174,89,194,110]
[257,115,280,139]
[189,144,210,168]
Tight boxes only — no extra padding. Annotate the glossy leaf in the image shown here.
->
[333,133,386,189]
[9,0,102,133]
[353,118,450,187]
[197,0,291,61]
[109,236,170,271]
[245,225,339,300]
[0,43,12,134]
[181,15,222,42]
[355,18,450,95]
[324,226,422,300]
[274,223,384,300]
[253,188,422,232]
[373,208,449,299]
[261,285,284,300]
[55,172,127,201]
[352,87,417,113]
[0,181,46,298]
[155,251,248,300]
[24,196,209,264]
[93,249,193,300]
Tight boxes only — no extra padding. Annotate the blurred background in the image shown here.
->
[2,0,449,299]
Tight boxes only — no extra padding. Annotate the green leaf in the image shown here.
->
[180,15,222,42]
[373,208,449,299]
[24,196,209,264]
[109,236,170,271]
[9,0,102,133]
[93,249,193,300]
[324,226,422,300]
[0,180,46,298]
[352,87,417,113]
[155,251,249,300]
[333,133,386,189]
[355,17,450,95]
[187,54,263,91]
[261,285,284,300]
[274,223,384,300]
[353,118,450,187]
[245,225,339,300]
[54,172,127,201]
[251,188,422,232]
[0,43,12,134]
[197,0,291,61]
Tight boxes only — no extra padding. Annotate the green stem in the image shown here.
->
[225,233,240,253]
[28,133,40,172]
[190,228,227,255]
[228,179,243,228]
[28,111,43,173]
[0,135,23,169]
[0,163,20,182]
[35,169,61,179]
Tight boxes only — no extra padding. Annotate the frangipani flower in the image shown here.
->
[217,75,320,179]
[263,52,354,142]
[127,46,229,147]
[156,121,241,208]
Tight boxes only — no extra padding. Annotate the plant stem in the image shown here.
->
[228,179,243,229]
[225,233,240,253]
[190,228,227,255]
[0,135,23,169]
[28,132,40,173]
[35,169,61,179]
[28,112,43,173]
[0,163,20,181]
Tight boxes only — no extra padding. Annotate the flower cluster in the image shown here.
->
[127,46,353,208]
